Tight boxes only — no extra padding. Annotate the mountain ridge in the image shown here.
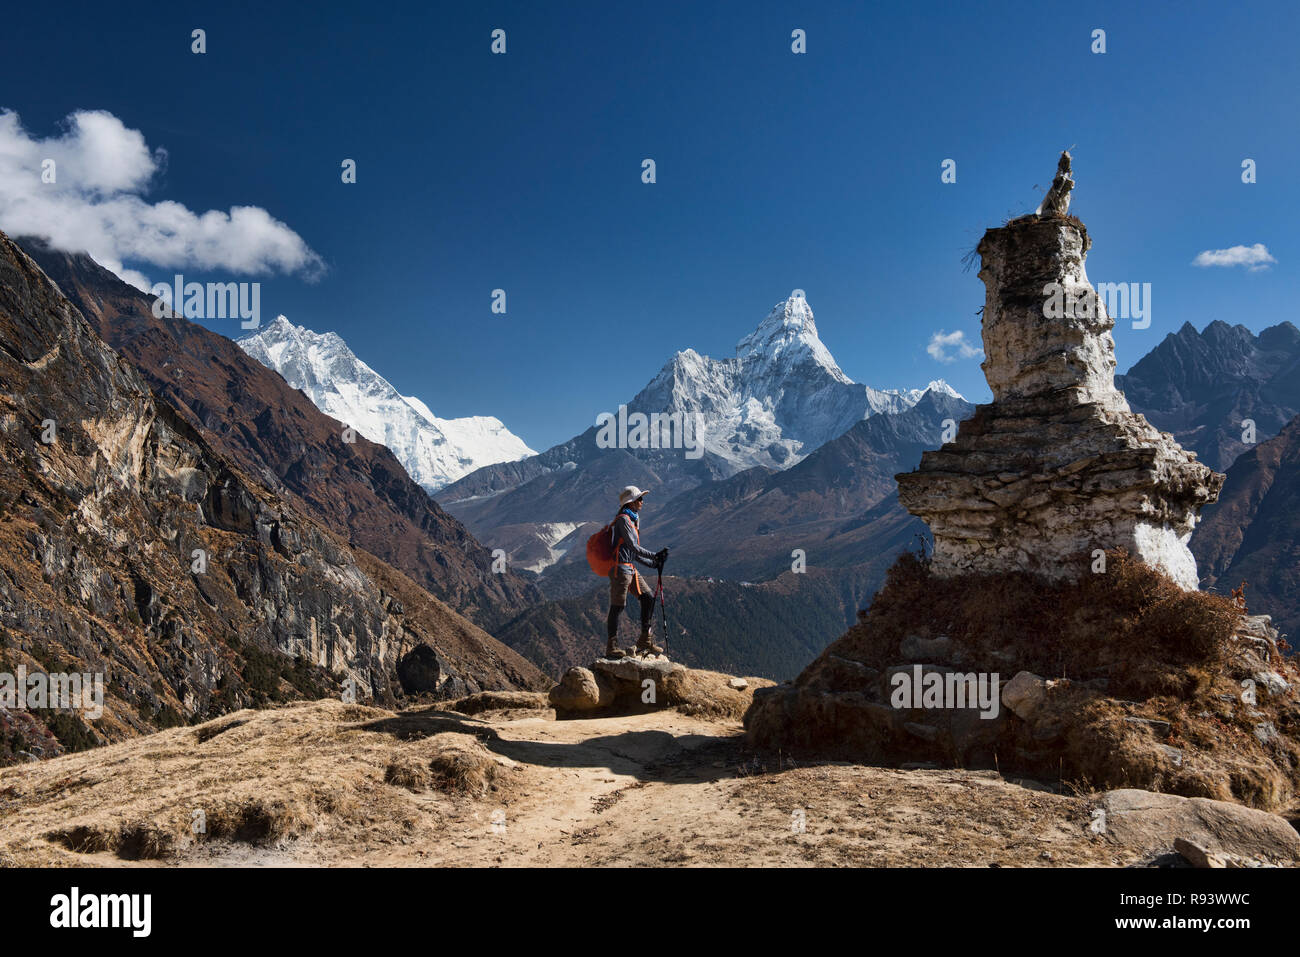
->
[238,316,535,492]
[438,294,963,575]
[1192,412,1300,639]
[1117,319,1300,472]
[0,229,546,763]
[16,236,542,632]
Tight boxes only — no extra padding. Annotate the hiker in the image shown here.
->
[605,485,669,659]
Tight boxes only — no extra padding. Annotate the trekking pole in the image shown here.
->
[656,554,670,656]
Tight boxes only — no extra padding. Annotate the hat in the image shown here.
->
[618,485,649,506]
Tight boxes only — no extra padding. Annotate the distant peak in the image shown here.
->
[246,315,347,350]
[736,295,812,348]
[734,294,851,384]
[1259,321,1300,351]
[737,296,814,350]
[241,314,297,342]
[925,379,964,400]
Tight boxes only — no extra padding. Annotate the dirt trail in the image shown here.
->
[1,701,1140,867]
[202,709,1125,868]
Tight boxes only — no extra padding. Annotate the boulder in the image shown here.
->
[1000,671,1047,721]
[592,656,684,686]
[550,657,687,717]
[1100,789,1300,865]
[548,667,614,712]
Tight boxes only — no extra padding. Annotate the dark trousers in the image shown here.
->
[608,566,654,639]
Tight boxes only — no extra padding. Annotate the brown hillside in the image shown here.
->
[20,237,539,631]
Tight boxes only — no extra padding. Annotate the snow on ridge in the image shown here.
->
[626,294,962,475]
[238,316,535,492]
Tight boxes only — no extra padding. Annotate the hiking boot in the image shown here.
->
[636,627,664,656]
[604,638,630,660]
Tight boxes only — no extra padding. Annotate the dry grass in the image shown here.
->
[436,690,552,716]
[426,734,502,795]
[786,550,1300,809]
[844,550,1239,697]
[0,699,519,865]
[663,669,775,721]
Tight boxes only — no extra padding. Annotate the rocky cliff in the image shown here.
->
[0,232,545,764]
[17,238,540,632]
[1192,413,1300,639]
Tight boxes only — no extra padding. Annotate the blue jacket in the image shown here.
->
[611,506,658,570]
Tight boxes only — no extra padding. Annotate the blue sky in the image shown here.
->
[2,0,1297,449]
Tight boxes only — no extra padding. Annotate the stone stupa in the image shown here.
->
[896,152,1223,589]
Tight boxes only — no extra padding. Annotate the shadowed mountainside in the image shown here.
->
[1193,413,1300,639]
[0,231,545,765]
[1117,320,1300,473]
[19,237,540,632]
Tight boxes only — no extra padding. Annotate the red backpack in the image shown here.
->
[586,519,618,576]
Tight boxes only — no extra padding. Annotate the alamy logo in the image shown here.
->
[49,887,151,937]
[595,405,704,460]
[890,665,1000,719]
[150,273,261,329]
[0,666,103,720]
[1042,281,1151,329]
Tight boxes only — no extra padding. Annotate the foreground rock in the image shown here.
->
[549,657,686,717]
[1100,789,1300,867]
[549,658,773,720]
[896,152,1221,590]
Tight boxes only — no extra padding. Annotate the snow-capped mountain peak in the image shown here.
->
[239,316,535,492]
[735,294,851,385]
[906,379,965,403]
[624,296,960,474]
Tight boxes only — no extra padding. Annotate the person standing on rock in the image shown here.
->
[606,486,669,659]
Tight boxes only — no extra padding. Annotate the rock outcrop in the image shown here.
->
[549,656,685,717]
[0,230,546,763]
[1100,788,1300,867]
[549,658,774,722]
[746,550,1300,809]
[896,153,1223,589]
[18,237,542,632]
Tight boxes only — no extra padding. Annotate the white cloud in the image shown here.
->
[0,109,323,289]
[927,329,983,364]
[1192,243,1276,271]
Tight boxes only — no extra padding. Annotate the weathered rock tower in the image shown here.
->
[896,153,1223,589]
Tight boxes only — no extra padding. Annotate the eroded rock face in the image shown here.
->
[897,154,1222,589]
[0,230,546,760]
